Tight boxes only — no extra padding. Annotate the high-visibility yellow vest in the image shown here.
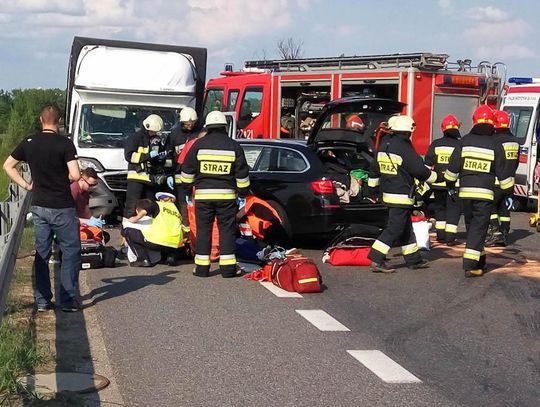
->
[143,202,182,248]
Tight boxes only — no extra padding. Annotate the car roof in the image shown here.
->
[238,139,308,148]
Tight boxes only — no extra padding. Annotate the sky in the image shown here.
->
[1,0,539,90]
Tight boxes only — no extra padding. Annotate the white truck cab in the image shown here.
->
[66,37,207,217]
[500,77,540,207]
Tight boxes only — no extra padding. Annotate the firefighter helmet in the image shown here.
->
[143,114,164,132]
[441,114,460,132]
[205,110,228,127]
[472,105,494,125]
[346,114,365,130]
[180,107,198,123]
[387,115,398,131]
[390,115,416,132]
[493,110,510,129]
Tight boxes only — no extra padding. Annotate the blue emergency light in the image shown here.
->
[508,77,533,84]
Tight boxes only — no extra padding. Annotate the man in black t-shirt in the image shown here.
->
[3,105,82,312]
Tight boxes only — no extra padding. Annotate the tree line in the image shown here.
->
[0,88,65,197]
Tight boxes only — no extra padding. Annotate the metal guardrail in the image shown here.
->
[0,165,31,326]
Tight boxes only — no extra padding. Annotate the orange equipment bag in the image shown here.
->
[79,226,103,243]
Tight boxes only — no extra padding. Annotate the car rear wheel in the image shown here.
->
[267,200,293,239]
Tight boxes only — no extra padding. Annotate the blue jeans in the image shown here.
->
[31,206,81,306]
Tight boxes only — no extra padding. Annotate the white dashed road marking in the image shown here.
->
[347,350,422,383]
[296,310,350,331]
[260,282,303,298]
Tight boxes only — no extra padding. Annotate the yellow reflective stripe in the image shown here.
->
[432,181,446,187]
[219,254,237,266]
[127,172,151,182]
[137,146,149,153]
[401,243,418,255]
[180,171,195,184]
[475,118,494,124]
[236,177,250,188]
[445,170,458,182]
[377,152,403,164]
[195,189,237,200]
[298,277,319,284]
[197,154,236,162]
[458,187,493,200]
[372,240,391,255]
[445,224,458,233]
[368,178,380,187]
[494,177,500,186]
[198,149,236,158]
[461,146,494,161]
[464,248,481,261]
[131,152,142,163]
[174,174,183,183]
[194,193,236,200]
[499,216,511,222]
[490,214,499,220]
[499,177,514,190]
[435,221,446,230]
[164,159,173,168]
[435,146,454,154]
[382,193,414,205]
[195,255,210,266]
[426,171,438,184]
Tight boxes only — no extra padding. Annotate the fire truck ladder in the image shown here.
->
[244,53,450,72]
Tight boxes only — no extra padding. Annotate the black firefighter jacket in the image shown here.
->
[124,129,170,184]
[180,128,250,201]
[167,125,198,184]
[424,129,461,189]
[493,128,520,183]
[444,124,514,201]
[368,132,439,207]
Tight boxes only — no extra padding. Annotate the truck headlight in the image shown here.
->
[78,157,105,172]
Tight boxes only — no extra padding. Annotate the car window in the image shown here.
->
[238,88,263,130]
[227,90,240,111]
[504,106,533,145]
[242,145,265,170]
[275,148,308,172]
[203,88,224,118]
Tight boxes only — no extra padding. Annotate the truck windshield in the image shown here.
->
[78,104,179,148]
[504,106,533,145]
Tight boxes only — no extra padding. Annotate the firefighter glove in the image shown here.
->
[237,197,246,210]
[448,188,457,202]
[504,196,514,211]
[166,176,174,190]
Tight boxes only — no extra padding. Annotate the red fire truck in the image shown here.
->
[203,53,505,154]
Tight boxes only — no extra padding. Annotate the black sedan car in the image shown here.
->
[239,97,405,238]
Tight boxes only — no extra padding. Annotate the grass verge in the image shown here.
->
[0,226,49,404]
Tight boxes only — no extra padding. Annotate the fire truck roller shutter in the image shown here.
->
[431,94,479,141]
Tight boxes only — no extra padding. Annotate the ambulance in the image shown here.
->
[499,77,539,207]
[204,52,505,154]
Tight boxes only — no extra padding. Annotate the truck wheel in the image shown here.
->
[267,200,293,239]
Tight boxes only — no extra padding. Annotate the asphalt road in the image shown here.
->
[83,213,539,407]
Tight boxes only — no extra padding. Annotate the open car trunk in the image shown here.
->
[307,97,405,226]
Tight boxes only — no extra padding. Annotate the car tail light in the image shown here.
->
[311,179,335,194]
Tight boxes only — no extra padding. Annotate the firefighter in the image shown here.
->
[124,114,168,218]
[367,115,440,273]
[486,110,519,246]
[167,106,199,233]
[444,105,513,277]
[425,114,462,245]
[181,111,250,278]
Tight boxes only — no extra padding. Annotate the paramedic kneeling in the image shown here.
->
[122,192,182,267]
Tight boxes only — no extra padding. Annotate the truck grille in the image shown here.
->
[103,174,127,191]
